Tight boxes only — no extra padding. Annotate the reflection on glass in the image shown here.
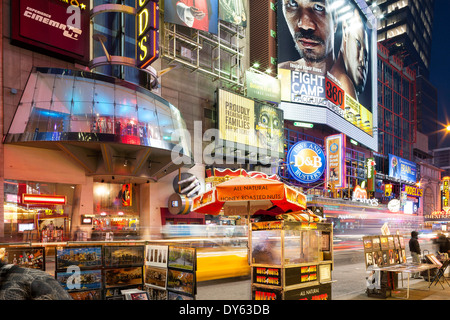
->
[6,69,191,158]
[251,230,282,265]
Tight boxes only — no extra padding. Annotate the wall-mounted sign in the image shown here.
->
[424,209,450,222]
[352,183,379,206]
[136,0,159,69]
[366,158,376,192]
[287,141,325,184]
[402,185,423,198]
[81,215,93,225]
[22,194,66,205]
[325,134,346,189]
[121,184,132,207]
[443,177,450,208]
[246,71,281,103]
[385,184,393,197]
[388,199,400,213]
[11,0,90,64]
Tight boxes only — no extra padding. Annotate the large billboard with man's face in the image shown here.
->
[277,0,377,151]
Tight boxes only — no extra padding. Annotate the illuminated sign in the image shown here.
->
[388,199,401,213]
[325,134,346,189]
[402,185,423,197]
[11,0,90,63]
[424,209,450,221]
[121,184,132,207]
[385,184,393,197]
[443,177,450,208]
[325,77,345,109]
[352,183,379,206]
[388,154,417,183]
[136,0,159,69]
[366,158,376,192]
[277,0,377,148]
[22,194,66,205]
[287,141,325,184]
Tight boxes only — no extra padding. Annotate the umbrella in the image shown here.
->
[191,177,306,215]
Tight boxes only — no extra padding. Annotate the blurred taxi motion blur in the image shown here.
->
[160,224,250,282]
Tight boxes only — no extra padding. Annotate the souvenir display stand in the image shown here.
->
[250,218,334,300]
[363,235,438,299]
[0,243,197,300]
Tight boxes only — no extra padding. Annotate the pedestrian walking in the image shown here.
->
[409,230,421,279]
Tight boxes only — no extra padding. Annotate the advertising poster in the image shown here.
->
[218,0,247,27]
[164,0,219,34]
[277,0,375,136]
[254,103,284,155]
[218,89,284,157]
[325,133,346,189]
[121,183,132,207]
[388,154,417,183]
[218,89,255,146]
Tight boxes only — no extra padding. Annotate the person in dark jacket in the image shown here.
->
[436,232,449,254]
[409,231,421,278]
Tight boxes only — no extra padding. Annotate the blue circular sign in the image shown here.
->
[286,141,326,184]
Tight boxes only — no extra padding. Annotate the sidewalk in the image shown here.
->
[335,277,450,300]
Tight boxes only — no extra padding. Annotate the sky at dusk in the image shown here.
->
[430,0,450,147]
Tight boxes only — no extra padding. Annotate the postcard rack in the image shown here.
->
[1,243,197,300]
[250,220,334,300]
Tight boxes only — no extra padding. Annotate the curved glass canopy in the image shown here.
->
[5,68,192,180]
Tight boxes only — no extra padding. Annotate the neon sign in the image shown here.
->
[136,0,159,69]
[22,194,66,205]
[286,141,326,184]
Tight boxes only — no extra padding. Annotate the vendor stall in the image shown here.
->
[191,175,334,300]
[250,214,333,300]
[363,235,440,299]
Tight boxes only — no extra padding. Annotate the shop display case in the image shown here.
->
[250,220,334,300]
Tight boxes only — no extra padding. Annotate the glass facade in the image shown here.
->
[376,54,415,171]
[3,180,75,242]
[5,68,190,158]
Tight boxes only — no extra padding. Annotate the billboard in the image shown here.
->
[11,0,90,64]
[246,71,281,103]
[388,154,417,184]
[164,0,219,34]
[277,0,377,150]
[218,89,284,158]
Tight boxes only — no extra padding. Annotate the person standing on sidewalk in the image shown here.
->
[409,231,421,279]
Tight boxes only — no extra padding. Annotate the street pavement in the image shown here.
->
[197,242,450,300]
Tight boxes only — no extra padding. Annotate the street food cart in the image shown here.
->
[190,174,334,300]
[250,214,333,300]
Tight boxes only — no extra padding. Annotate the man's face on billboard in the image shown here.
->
[344,9,369,93]
[282,0,335,63]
